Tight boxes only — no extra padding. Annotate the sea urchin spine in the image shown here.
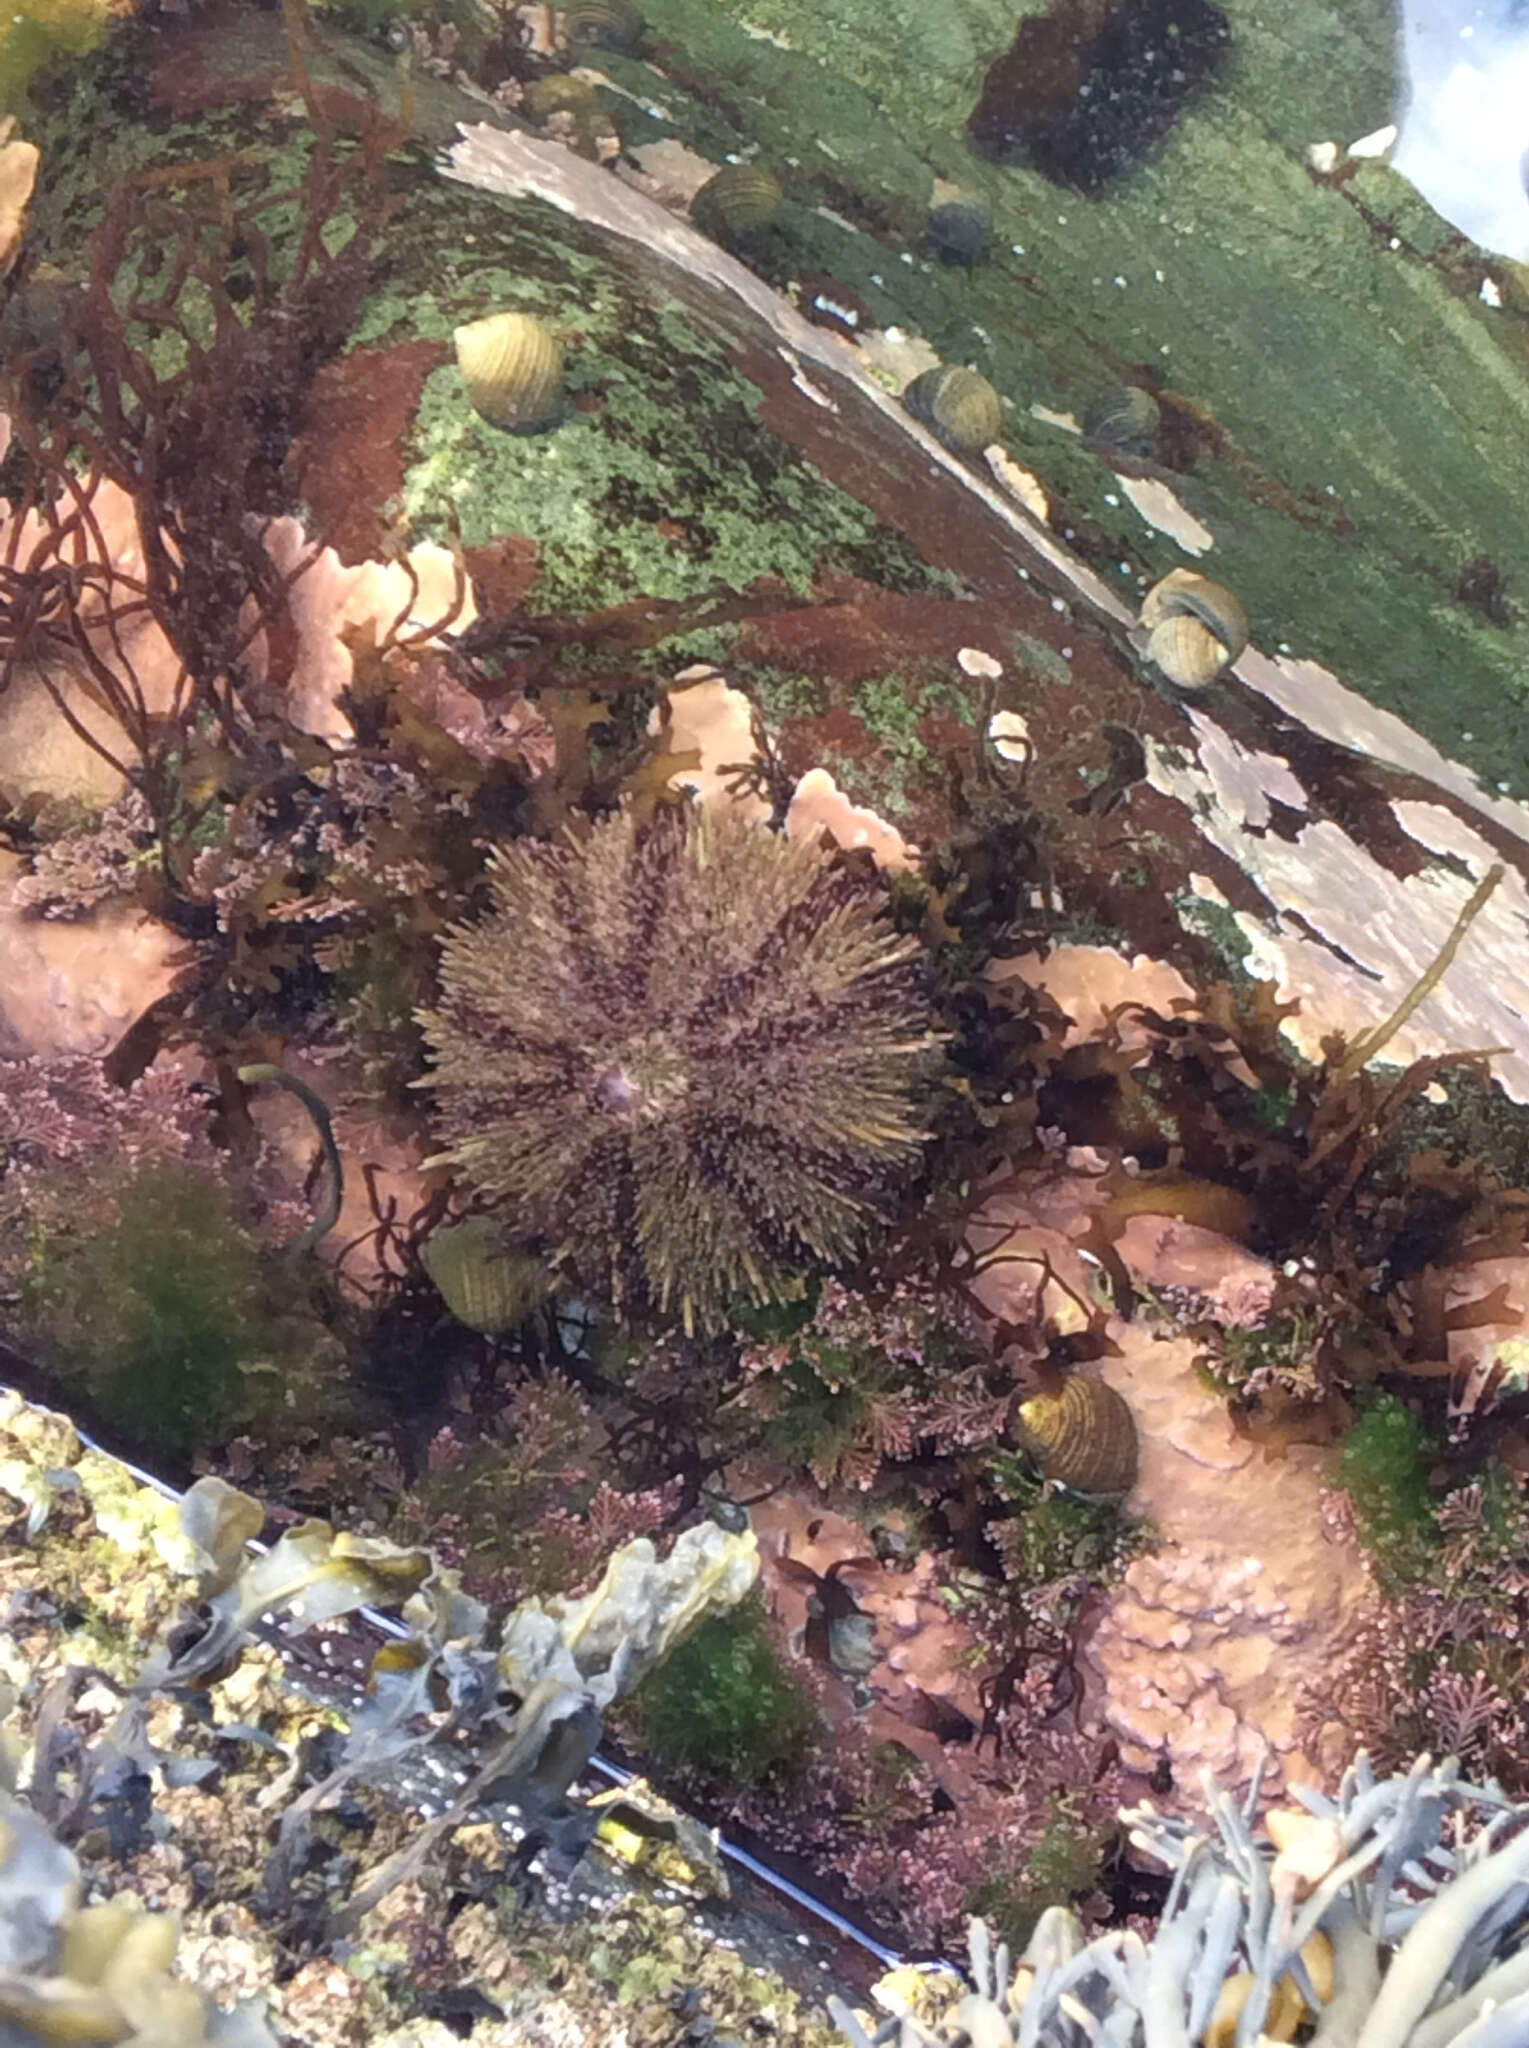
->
[417,801,938,1333]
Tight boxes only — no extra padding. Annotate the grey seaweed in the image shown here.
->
[831,1755,1529,2048]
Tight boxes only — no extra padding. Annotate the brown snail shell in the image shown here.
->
[691,163,784,245]
[422,1217,550,1333]
[902,364,1003,456]
[1139,568,1248,690]
[454,311,565,434]
[1016,1376,1138,1496]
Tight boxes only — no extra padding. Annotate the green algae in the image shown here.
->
[396,252,940,614]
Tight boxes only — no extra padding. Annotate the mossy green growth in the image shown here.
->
[401,279,940,616]
[1,0,114,117]
[986,1450,1146,1586]
[23,1160,290,1466]
[966,1792,1109,1953]
[1338,1391,1439,1588]
[1175,891,1255,987]
[622,1586,820,1790]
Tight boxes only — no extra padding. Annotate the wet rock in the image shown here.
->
[968,0,1232,192]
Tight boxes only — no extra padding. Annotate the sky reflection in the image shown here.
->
[1394,0,1529,258]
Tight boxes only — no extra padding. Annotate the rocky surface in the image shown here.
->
[1084,1323,1369,1794]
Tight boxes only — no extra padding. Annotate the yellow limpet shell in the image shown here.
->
[453,310,565,434]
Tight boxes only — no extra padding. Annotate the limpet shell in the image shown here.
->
[691,163,784,245]
[422,1217,550,1333]
[1082,384,1160,458]
[1017,1375,1138,1496]
[1139,568,1248,690]
[902,364,1003,456]
[454,310,565,434]
[562,0,645,52]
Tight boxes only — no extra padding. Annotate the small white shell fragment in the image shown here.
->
[778,347,838,410]
[1481,276,1503,307]
[1120,475,1214,556]
[988,710,1032,762]
[958,647,1003,680]
[986,446,1049,521]
[1348,122,1398,159]
[1306,140,1341,173]
[1030,402,1080,434]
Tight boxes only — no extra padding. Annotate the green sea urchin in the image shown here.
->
[417,801,937,1332]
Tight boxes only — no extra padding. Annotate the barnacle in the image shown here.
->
[417,799,939,1333]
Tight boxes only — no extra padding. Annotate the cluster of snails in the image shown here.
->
[1138,567,1248,690]
[454,310,566,433]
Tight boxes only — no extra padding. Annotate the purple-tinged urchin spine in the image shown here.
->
[417,800,939,1333]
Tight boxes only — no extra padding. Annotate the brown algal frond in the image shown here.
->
[417,801,939,1331]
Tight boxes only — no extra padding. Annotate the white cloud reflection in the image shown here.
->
[1394,0,1529,258]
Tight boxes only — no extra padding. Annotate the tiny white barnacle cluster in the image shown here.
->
[833,1751,1529,2048]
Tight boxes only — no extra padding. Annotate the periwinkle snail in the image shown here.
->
[902,363,1003,456]
[690,163,784,246]
[927,192,991,266]
[1138,568,1248,690]
[1016,1375,1139,1498]
[561,0,645,53]
[523,74,602,120]
[1083,383,1160,459]
[454,311,566,434]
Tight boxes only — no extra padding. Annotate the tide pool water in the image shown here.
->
[1394,0,1529,257]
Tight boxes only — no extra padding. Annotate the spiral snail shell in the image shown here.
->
[691,163,784,246]
[561,0,645,53]
[902,363,1003,456]
[454,310,566,434]
[1082,384,1160,459]
[1016,1375,1139,1497]
[1139,568,1248,690]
